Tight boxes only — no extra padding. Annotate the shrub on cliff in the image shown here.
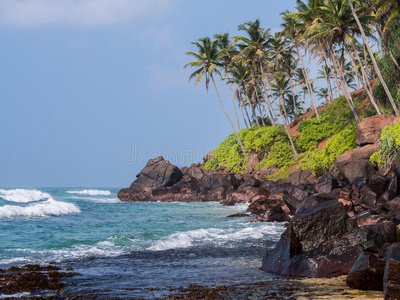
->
[299,126,357,176]
[370,121,400,169]
[204,125,293,173]
[295,97,355,151]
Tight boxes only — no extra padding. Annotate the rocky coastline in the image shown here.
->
[118,114,400,299]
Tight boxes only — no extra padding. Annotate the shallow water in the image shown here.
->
[0,188,285,298]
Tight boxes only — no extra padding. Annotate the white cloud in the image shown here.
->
[0,0,175,27]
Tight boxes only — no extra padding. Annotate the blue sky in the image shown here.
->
[0,0,298,187]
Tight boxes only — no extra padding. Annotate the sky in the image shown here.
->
[0,0,299,188]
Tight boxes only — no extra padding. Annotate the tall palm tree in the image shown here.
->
[184,37,246,155]
[214,33,241,130]
[234,20,277,126]
[348,0,399,115]
[280,9,320,120]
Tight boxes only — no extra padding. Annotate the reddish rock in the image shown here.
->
[246,153,260,173]
[221,186,269,206]
[356,115,400,146]
[203,152,214,163]
[338,198,353,212]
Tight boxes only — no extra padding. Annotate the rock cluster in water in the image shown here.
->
[118,115,400,299]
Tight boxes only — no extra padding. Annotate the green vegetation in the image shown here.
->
[370,122,400,169]
[205,97,358,177]
[186,0,400,179]
[204,126,293,174]
[295,97,354,151]
[299,127,357,176]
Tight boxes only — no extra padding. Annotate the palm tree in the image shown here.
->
[214,33,241,130]
[234,20,277,126]
[348,0,399,115]
[280,9,320,120]
[184,37,246,155]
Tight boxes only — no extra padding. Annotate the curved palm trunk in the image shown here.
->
[224,70,241,130]
[346,43,381,114]
[289,76,306,111]
[255,59,277,126]
[296,44,320,120]
[210,74,246,155]
[348,0,399,116]
[327,46,361,123]
[319,54,334,103]
[278,95,298,157]
[237,88,249,129]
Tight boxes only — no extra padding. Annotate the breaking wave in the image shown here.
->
[0,199,80,219]
[148,223,284,251]
[66,189,112,196]
[0,189,51,203]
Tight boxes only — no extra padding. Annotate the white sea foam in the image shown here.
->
[0,293,31,299]
[0,199,80,219]
[8,238,137,265]
[148,223,284,251]
[66,189,111,196]
[0,189,51,203]
[70,196,120,203]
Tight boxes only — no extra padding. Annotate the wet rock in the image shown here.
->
[226,213,250,218]
[261,192,398,278]
[383,243,400,299]
[346,249,386,290]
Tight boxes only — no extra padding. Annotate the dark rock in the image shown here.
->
[261,192,398,278]
[288,169,316,185]
[134,156,183,190]
[358,186,378,208]
[334,144,378,184]
[383,243,400,299]
[346,249,386,290]
[226,213,250,218]
[238,178,261,190]
[368,175,387,197]
[383,197,400,212]
[265,205,291,222]
[314,173,338,194]
[293,195,355,252]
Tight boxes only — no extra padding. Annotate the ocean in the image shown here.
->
[0,188,285,298]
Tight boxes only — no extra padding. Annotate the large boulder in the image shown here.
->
[356,115,400,146]
[334,147,376,183]
[118,157,183,202]
[133,156,183,191]
[383,243,400,299]
[261,194,398,278]
[346,249,386,290]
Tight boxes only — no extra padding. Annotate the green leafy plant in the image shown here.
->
[299,126,357,176]
[370,122,400,169]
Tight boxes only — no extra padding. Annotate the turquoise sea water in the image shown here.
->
[0,188,285,298]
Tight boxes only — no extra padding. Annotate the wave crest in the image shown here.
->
[66,189,111,196]
[148,223,284,251]
[0,189,51,203]
[0,199,81,219]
